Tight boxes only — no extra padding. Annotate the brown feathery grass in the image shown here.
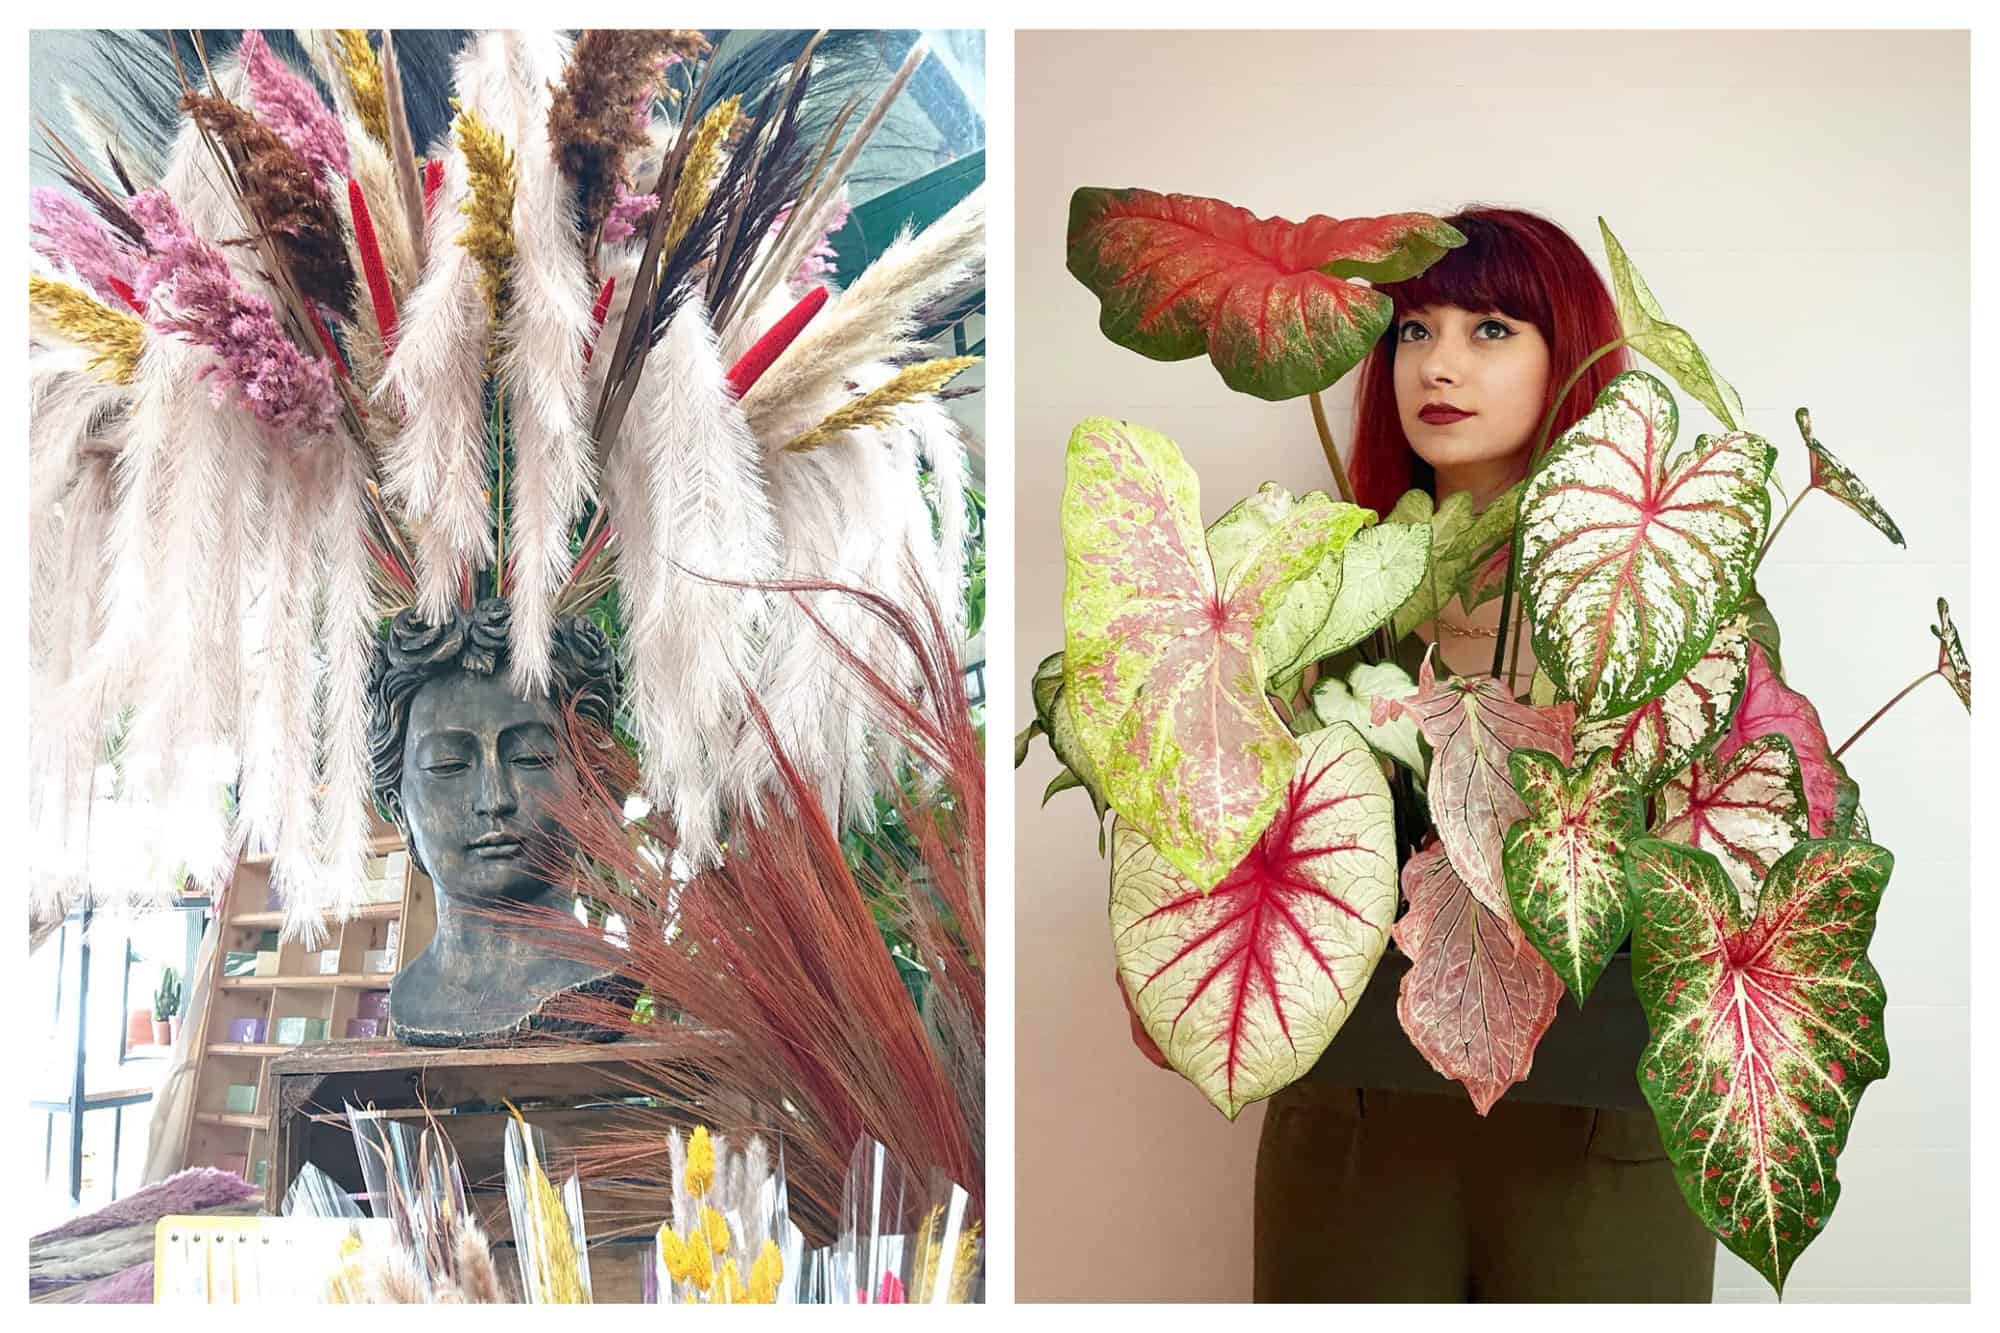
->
[332,30,389,148]
[453,105,517,320]
[29,276,144,383]
[547,30,710,245]
[180,92,356,316]
[783,356,982,453]
[660,95,742,261]
[503,577,983,1245]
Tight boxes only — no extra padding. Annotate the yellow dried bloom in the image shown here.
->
[453,105,516,319]
[721,1258,748,1304]
[333,30,389,148]
[700,1204,731,1258]
[660,95,742,260]
[784,356,982,454]
[503,1102,587,1303]
[747,1238,784,1304]
[950,1221,983,1303]
[657,1224,692,1285]
[684,1221,714,1292]
[684,1125,714,1200]
[29,276,143,384]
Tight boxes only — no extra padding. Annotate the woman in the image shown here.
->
[1126,208,1720,1302]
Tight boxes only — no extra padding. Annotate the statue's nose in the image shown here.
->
[474,757,518,818]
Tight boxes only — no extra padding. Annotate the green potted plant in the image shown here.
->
[1020,186,1971,1295]
[152,967,181,1047]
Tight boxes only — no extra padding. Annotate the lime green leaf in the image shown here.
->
[1599,218,1744,430]
[1797,408,1905,548]
[1028,651,1109,825]
[1112,724,1398,1118]
[1270,517,1432,697]
[1503,747,1645,1002]
[1062,418,1357,891]
[1629,837,1893,1296]
[1519,371,1773,719]
[1309,660,1425,781]
[1391,484,1520,637]
[1206,482,1372,691]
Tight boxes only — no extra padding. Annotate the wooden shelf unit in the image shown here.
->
[178,818,437,1194]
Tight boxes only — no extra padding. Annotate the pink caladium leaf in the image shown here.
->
[1062,418,1363,891]
[1503,747,1647,1002]
[1395,840,1564,1115]
[1716,641,1851,838]
[1111,723,1399,1119]
[1376,652,1576,924]
[1066,187,1464,400]
[1518,370,1773,719]
[1933,596,1970,712]
[1575,616,1751,794]
[1797,408,1905,548]
[1627,837,1893,1296]
[1653,734,1809,917]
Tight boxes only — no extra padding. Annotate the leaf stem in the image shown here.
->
[1490,335,1632,679]
[1833,669,1938,759]
[1754,487,1810,574]
[1308,390,1358,506]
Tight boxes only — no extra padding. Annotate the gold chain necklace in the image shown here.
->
[1436,618,1502,639]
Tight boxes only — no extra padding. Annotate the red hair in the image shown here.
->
[1346,207,1628,515]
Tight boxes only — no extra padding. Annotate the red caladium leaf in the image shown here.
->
[1062,418,1363,890]
[1111,723,1399,1119]
[1715,641,1850,838]
[1395,840,1564,1114]
[1653,734,1809,916]
[1933,596,1970,712]
[1627,837,1893,1296]
[1066,187,1464,401]
[1575,616,1751,794]
[1503,747,1647,1002]
[1797,408,1905,548]
[1519,370,1773,719]
[1377,652,1576,925]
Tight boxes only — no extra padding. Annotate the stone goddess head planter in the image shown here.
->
[368,597,628,1046]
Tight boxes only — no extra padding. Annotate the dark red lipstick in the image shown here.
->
[1418,402,1474,425]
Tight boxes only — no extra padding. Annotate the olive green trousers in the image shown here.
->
[1255,1085,1717,1303]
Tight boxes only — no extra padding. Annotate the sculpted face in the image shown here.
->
[396,669,576,905]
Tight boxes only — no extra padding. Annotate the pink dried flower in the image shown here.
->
[129,189,339,438]
[30,188,143,307]
[239,30,350,182]
[603,179,658,246]
[772,195,851,296]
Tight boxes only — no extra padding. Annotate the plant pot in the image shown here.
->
[150,1018,172,1046]
[168,1015,182,1045]
[127,1009,154,1049]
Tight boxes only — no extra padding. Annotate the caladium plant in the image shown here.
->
[1027,185,1967,1297]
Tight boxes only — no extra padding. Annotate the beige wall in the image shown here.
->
[1014,29,1969,1302]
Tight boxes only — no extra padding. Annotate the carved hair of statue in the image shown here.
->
[365,597,620,870]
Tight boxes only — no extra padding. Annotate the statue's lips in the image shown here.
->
[467,836,524,859]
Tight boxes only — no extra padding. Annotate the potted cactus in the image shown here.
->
[152,968,181,1047]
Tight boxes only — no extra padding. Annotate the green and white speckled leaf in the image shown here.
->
[1271,516,1433,696]
[1207,483,1372,692]
[1310,661,1426,781]
[1628,837,1893,1296]
[1575,617,1751,794]
[1653,733,1809,917]
[1395,839,1564,1115]
[1599,219,1744,430]
[1111,724,1399,1119]
[1378,653,1576,924]
[1934,597,1970,712]
[1391,484,1521,638]
[1067,187,1464,401]
[1062,418,1357,891]
[1519,371,1773,719]
[1503,747,1647,1002]
[1797,409,1905,548]
[1028,650,1110,826]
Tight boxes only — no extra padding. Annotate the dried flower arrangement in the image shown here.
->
[1019,186,1969,1294]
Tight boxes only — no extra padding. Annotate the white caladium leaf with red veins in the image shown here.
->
[1394,840,1564,1115]
[1376,652,1575,924]
[1933,597,1970,712]
[1111,723,1398,1119]
[1518,370,1773,720]
[1715,641,1850,838]
[1503,747,1647,1002]
[1653,734,1809,916]
[1576,616,1751,794]
[1627,837,1893,1297]
[1062,418,1365,891]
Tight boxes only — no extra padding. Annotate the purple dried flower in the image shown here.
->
[604,179,659,245]
[239,29,350,182]
[30,188,143,307]
[129,189,340,438]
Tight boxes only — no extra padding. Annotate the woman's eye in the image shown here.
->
[1476,319,1513,340]
[1397,322,1429,343]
